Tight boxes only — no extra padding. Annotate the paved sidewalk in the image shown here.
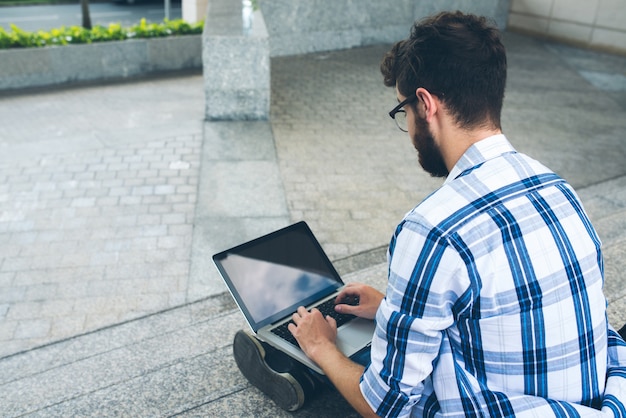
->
[0,31,626,416]
[0,74,206,357]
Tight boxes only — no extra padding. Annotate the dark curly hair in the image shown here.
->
[381,11,507,130]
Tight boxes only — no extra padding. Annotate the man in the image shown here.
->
[233,11,626,416]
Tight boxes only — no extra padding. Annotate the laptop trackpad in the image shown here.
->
[336,318,375,353]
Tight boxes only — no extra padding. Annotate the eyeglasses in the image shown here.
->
[388,94,417,132]
[388,90,444,132]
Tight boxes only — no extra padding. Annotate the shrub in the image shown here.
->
[0,18,203,49]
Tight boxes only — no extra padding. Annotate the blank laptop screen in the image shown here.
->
[213,222,343,330]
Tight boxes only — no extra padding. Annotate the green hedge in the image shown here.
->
[0,18,203,49]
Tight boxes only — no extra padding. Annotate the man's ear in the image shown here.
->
[416,87,437,122]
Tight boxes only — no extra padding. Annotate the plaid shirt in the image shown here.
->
[360,135,626,417]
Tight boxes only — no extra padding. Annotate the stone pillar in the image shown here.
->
[202,0,270,120]
[182,0,208,24]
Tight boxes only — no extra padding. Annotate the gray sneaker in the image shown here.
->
[233,330,320,411]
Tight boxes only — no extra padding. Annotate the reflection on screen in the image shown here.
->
[220,254,338,323]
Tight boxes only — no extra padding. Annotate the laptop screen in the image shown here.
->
[213,222,343,331]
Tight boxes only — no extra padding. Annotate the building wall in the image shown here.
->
[259,0,510,57]
[508,0,626,55]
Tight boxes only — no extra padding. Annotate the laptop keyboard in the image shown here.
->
[271,298,356,348]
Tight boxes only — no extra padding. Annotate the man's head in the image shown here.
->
[381,11,507,132]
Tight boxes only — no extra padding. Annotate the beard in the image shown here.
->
[412,114,449,178]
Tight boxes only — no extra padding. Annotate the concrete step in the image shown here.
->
[0,251,387,417]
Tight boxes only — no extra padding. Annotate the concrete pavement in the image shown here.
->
[0,31,626,416]
[0,73,205,358]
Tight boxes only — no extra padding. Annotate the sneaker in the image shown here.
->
[233,330,316,411]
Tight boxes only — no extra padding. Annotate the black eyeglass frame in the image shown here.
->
[388,90,444,132]
[388,95,417,118]
[388,94,417,133]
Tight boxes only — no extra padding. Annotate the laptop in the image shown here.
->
[212,221,376,374]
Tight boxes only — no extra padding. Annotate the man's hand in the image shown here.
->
[334,283,384,320]
[288,305,378,418]
[288,306,337,362]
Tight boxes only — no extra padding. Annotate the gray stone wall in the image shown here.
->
[0,36,202,92]
[259,0,511,57]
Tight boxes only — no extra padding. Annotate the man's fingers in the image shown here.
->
[292,306,306,324]
[336,301,360,314]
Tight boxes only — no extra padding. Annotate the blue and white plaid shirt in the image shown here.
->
[360,135,626,417]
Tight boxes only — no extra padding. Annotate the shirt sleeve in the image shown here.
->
[360,219,470,417]
[601,326,626,414]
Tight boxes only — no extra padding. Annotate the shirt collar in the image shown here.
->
[445,134,515,184]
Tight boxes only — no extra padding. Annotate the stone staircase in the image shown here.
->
[0,250,386,417]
